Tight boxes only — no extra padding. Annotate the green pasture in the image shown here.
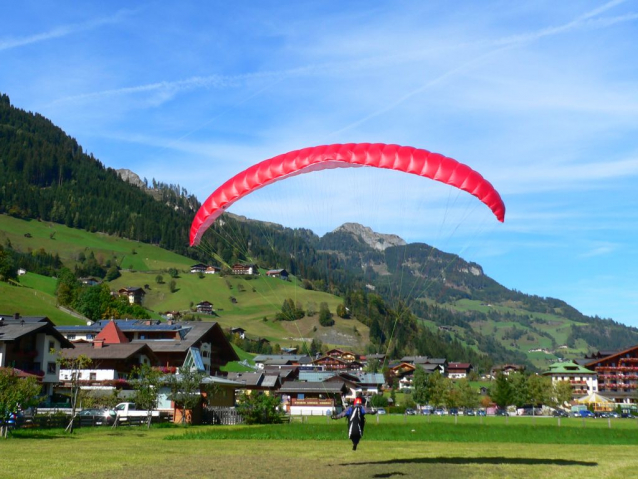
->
[4,420,638,478]
[110,270,368,348]
[0,281,79,325]
[0,214,191,271]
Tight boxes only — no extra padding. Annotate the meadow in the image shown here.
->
[3,416,638,478]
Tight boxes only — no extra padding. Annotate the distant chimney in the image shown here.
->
[94,339,105,349]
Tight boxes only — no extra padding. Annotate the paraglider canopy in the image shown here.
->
[190,143,505,246]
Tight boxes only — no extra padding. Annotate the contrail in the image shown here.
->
[0,8,139,52]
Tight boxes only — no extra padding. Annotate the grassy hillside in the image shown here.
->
[108,270,368,349]
[0,214,369,350]
[0,275,79,325]
[448,298,591,369]
[0,214,191,271]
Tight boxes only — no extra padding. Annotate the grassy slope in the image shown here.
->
[109,270,368,348]
[0,214,191,271]
[448,298,590,369]
[0,275,79,325]
[0,214,369,349]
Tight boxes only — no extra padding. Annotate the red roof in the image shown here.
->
[95,321,129,344]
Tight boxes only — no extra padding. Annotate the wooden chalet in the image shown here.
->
[232,263,257,275]
[326,348,358,363]
[585,345,638,404]
[57,320,238,375]
[196,301,214,315]
[313,355,363,371]
[279,381,348,415]
[0,314,73,397]
[230,327,246,339]
[117,287,146,305]
[265,269,288,279]
[447,362,473,379]
[491,364,526,377]
[190,263,208,274]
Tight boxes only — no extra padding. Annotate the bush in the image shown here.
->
[236,392,284,424]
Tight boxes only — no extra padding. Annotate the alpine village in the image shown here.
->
[3,93,638,431]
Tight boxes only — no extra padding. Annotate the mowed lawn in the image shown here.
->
[4,418,638,479]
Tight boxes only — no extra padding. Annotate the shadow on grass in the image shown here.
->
[341,457,598,467]
[373,473,407,478]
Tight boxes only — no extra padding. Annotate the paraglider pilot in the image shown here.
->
[332,396,367,450]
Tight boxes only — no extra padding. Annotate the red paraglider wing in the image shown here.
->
[190,143,505,246]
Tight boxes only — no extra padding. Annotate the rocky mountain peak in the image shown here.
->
[116,169,145,189]
[334,223,406,251]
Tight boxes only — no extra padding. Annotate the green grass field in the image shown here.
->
[4,418,638,478]
[0,214,192,271]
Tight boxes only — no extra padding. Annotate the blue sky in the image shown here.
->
[2,1,638,325]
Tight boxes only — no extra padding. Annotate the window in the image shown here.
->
[90,373,97,381]
[67,334,76,340]
[47,362,56,374]
[49,341,55,352]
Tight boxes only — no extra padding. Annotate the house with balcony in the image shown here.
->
[447,362,473,379]
[542,360,597,399]
[117,287,146,305]
[232,263,258,275]
[585,346,638,404]
[57,320,238,375]
[0,314,74,397]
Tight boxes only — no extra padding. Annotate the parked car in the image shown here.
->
[573,410,595,418]
[621,411,635,419]
[495,409,509,417]
[477,410,487,417]
[552,409,569,417]
[405,408,417,416]
[78,408,115,425]
[448,408,459,416]
[594,411,610,418]
[376,408,387,415]
[464,409,476,416]
[434,408,447,416]
[609,411,621,418]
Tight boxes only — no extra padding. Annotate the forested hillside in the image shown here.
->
[2,91,638,371]
[0,94,195,254]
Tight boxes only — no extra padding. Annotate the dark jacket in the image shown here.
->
[334,405,366,439]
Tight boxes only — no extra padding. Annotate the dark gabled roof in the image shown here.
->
[0,316,73,347]
[227,372,264,387]
[62,342,158,362]
[118,287,145,294]
[133,321,238,361]
[585,345,638,368]
[279,381,347,394]
[448,362,472,369]
[264,358,293,366]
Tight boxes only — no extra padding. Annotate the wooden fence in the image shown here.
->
[202,407,244,425]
